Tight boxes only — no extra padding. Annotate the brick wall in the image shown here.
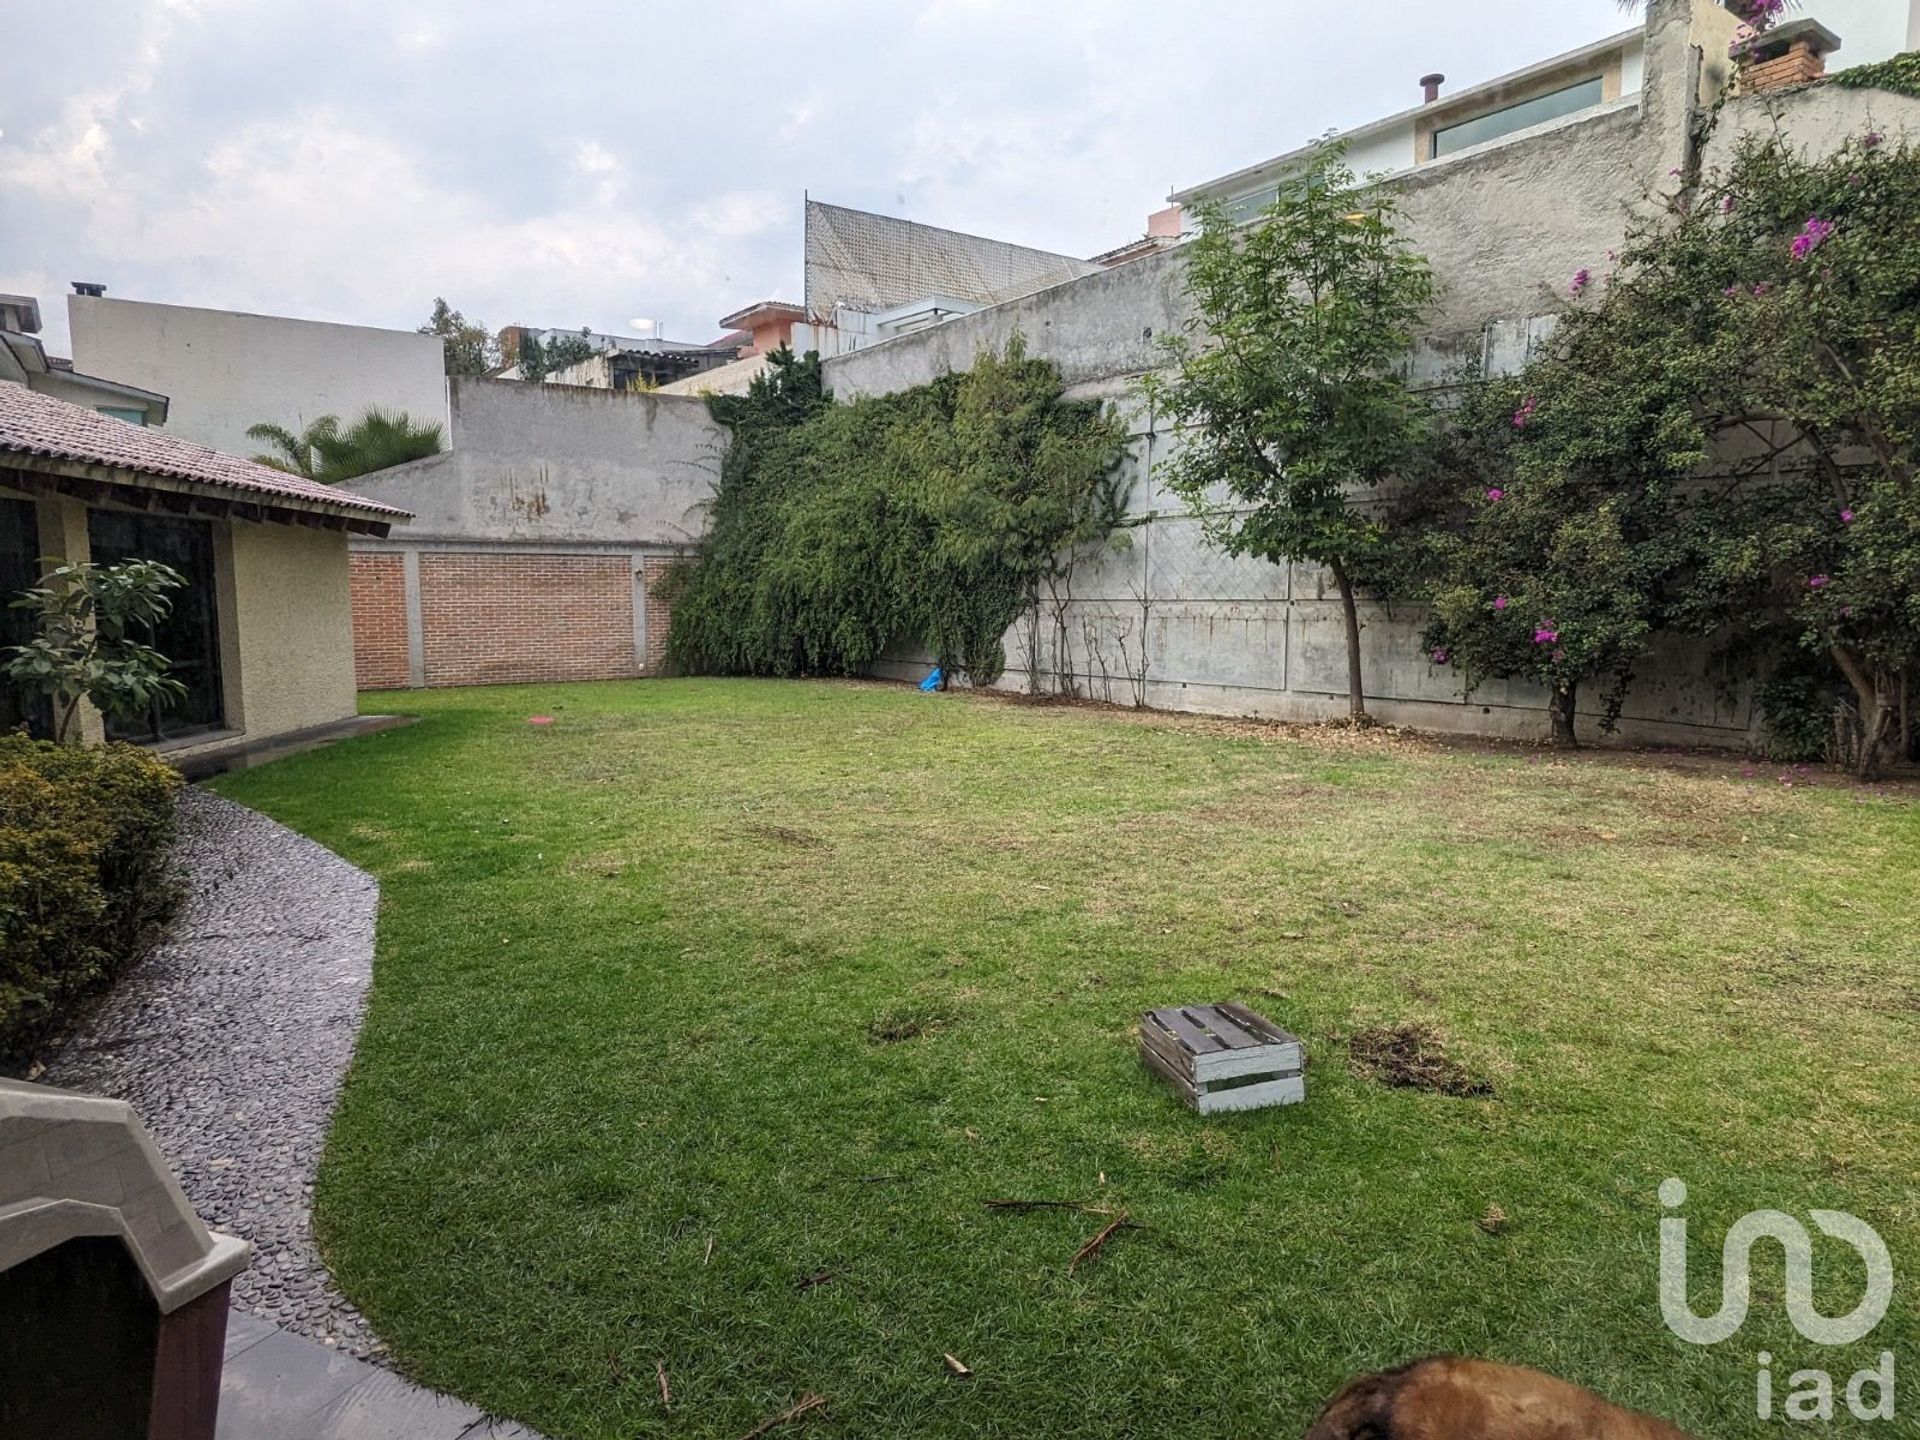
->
[419,552,638,687]
[348,553,411,691]
[642,556,678,675]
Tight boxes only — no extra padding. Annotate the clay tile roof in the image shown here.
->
[0,383,411,520]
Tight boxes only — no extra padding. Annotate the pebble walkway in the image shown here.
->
[44,785,384,1358]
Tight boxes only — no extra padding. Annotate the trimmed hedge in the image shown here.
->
[0,734,182,1065]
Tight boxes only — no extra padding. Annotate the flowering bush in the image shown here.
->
[1414,130,1920,772]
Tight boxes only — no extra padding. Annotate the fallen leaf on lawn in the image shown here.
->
[944,1353,972,1379]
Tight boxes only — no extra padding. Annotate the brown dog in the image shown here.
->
[1306,1356,1695,1440]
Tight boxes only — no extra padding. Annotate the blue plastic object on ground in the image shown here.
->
[919,668,944,693]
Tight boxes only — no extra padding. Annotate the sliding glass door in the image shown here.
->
[87,510,227,742]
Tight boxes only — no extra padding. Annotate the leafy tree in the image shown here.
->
[419,298,498,377]
[1142,143,1436,721]
[248,408,443,483]
[517,328,602,384]
[668,340,1128,687]
[4,560,187,743]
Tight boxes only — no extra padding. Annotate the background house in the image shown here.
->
[66,293,447,460]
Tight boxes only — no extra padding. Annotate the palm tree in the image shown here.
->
[311,409,444,480]
[247,415,341,479]
[247,409,442,482]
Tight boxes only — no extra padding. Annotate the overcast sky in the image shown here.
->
[3,1,1909,354]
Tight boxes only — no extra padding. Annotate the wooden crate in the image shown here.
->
[1140,1003,1305,1115]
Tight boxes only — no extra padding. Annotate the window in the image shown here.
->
[1223,186,1280,225]
[1430,76,1605,159]
[0,496,52,738]
[96,406,148,426]
[87,511,226,742]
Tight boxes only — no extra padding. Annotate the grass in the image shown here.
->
[210,679,1920,1439]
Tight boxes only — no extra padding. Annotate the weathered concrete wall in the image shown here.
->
[341,378,725,687]
[68,295,447,460]
[839,1,1915,749]
[342,378,723,547]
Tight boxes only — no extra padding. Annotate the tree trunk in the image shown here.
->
[1830,645,1898,780]
[1025,584,1042,697]
[1328,560,1368,723]
[1549,680,1580,748]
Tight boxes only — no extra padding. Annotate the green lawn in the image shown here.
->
[211,680,1919,1439]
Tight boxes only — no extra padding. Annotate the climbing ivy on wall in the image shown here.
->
[665,341,1130,686]
[1831,51,1920,100]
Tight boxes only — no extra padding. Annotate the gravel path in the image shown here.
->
[43,786,384,1359]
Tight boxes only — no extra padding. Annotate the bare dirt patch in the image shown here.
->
[1348,1022,1497,1098]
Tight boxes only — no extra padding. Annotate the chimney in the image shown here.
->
[1420,73,1445,105]
[71,282,106,297]
[1734,18,1841,93]
[1147,204,1184,240]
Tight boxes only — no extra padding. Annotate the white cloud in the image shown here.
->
[5,0,1703,354]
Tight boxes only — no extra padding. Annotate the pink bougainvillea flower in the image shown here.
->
[1790,216,1835,261]
[1721,194,1737,214]
[1723,284,1742,298]
[1569,268,1591,297]
[1841,508,1855,523]
[1808,575,1831,589]
[1486,487,1505,503]
[1431,647,1450,665]
[1534,626,1560,645]
[1511,396,1538,430]
[1494,595,1511,612]
[1752,282,1773,297]
[1865,129,1884,149]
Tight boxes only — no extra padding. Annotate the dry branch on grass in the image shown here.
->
[983,1197,1115,1215]
[1069,1211,1144,1273]
[740,1393,827,1440]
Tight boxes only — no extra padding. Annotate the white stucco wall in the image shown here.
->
[67,296,447,460]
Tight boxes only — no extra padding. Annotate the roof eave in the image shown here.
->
[0,452,410,536]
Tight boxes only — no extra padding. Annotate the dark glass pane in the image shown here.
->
[0,496,53,739]
[1432,78,1605,158]
[86,510,226,741]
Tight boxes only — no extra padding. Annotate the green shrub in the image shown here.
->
[0,735,182,1065]
[668,340,1129,687]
